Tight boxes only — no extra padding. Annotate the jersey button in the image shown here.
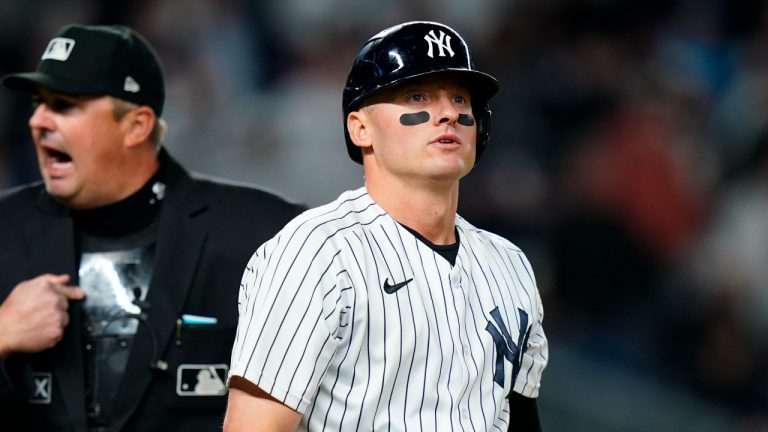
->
[451,277,461,289]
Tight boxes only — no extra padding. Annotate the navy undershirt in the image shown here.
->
[399,224,460,266]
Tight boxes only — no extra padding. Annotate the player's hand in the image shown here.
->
[0,274,85,358]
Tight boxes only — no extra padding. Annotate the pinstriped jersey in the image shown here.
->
[229,187,548,431]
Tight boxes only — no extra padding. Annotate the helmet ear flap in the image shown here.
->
[474,103,492,164]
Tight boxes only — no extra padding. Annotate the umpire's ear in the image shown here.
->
[346,110,373,150]
[120,104,156,150]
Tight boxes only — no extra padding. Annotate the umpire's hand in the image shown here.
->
[0,274,85,358]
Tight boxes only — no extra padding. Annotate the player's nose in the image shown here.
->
[434,95,460,125]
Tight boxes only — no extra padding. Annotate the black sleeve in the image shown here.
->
[507,392,542,432]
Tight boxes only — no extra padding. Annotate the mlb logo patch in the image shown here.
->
[28,372,52,404]
[176,364,228,396]
[41,37,75,61]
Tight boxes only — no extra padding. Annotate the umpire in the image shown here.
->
[0,24,303,431]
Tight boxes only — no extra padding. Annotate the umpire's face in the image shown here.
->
[29,89,137,209]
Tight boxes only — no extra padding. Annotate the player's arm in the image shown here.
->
[223,376,301,432]
[507,392,542,432]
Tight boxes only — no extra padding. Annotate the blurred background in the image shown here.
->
[2,0,768,430]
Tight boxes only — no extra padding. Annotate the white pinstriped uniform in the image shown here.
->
[229,187,548,431]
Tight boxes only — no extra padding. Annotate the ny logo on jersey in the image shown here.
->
[424,30,454,58]
[485,306,532,387]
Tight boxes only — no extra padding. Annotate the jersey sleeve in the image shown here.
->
[512,252,549,399]
[228,226,350,413]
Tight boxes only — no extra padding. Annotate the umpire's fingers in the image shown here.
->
[60,285,85,301]
[48,274,70,285]
[46,275,85,301]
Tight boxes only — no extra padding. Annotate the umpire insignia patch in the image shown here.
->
[41,37,75,61]
[28,372,52,404]
[176,364,228,396]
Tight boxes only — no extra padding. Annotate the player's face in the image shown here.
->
[29,90,131,209]
[361,74,477,185]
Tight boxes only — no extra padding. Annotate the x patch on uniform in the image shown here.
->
[28,372,52,404]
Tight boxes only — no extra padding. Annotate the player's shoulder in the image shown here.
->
[457,216,539,283]
[276,187,385,242]
[457,215,524,255]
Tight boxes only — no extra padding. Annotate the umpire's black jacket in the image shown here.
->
[0,150,303,431]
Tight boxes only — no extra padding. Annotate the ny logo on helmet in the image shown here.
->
[424,30,454,58]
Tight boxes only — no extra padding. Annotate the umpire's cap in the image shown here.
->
[2,24,165,116]
[342,21,499,164]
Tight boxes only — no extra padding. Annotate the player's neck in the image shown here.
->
[366,179,458,245]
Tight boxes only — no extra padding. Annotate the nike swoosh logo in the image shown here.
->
[383,278,413,294]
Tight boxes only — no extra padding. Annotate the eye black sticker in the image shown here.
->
[399,111,476,126]
[400,111,430,126]
[458,114,475,126]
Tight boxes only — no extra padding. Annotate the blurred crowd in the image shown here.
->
[3,0,768,428]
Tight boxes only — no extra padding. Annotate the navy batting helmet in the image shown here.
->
[342,21,499,164]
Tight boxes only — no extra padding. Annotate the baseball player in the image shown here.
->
[225,21,548,431]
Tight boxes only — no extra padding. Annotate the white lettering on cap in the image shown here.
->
[41,38,75,61]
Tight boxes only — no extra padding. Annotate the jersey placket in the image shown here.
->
[449,259,473,426]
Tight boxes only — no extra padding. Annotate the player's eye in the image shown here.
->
[407,93,426,103]
[452,95,467,104]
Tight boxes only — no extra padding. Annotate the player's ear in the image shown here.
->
[347,110,373,150]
